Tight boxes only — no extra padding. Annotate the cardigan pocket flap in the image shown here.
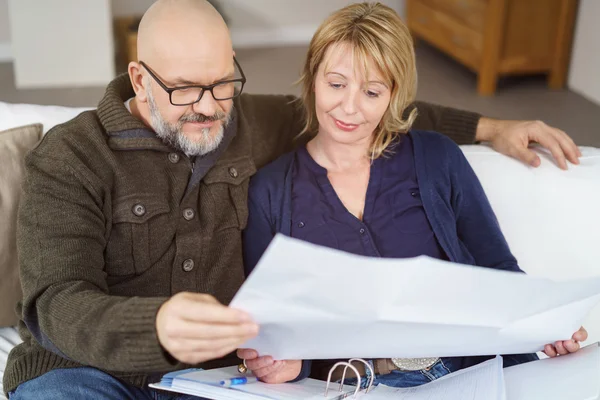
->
[112,197,171,224]
[203,157,256,186]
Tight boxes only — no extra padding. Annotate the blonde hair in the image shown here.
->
[298,2,417,159]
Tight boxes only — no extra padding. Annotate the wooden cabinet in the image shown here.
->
[114,17,141,72]
[406,0,579,95]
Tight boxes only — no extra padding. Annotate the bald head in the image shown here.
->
[128,0,238,157]
[138,0,232,68]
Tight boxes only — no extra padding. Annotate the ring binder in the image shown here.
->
[344,359,375,393]
[237,359,248,374]
[325,358,374,399]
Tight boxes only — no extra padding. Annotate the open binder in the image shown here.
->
[149,356,504,400]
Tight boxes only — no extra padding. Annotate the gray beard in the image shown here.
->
[147,85,231,157]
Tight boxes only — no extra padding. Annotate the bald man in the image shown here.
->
[3,0,580,399]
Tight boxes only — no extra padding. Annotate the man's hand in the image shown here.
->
[156,292,259,365]
[476,118,581,170]
[237,348,302,384]
[543,326,588,357]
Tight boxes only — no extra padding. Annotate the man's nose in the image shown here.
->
[192,89,218,117]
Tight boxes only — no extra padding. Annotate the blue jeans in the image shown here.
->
[343,357,460,388]
[8,367,206,400]
[344,354,538,388]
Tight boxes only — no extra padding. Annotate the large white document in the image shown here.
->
[368,357,505,400]
[504,343,600,400]
[231,235,600,360]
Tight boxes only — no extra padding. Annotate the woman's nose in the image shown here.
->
[341,88,359,115]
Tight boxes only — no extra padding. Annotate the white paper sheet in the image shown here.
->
[365,356,505,400]
[231,235,600,360]
[504,343,600,400]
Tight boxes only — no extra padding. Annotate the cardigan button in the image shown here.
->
[132,204,146,217]
[298,221,305,228]
[168,153,180,164]
[183,208,195,221]
[182,259,195,272]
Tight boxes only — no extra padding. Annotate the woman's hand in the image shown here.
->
[237,348,303,384]
[543,326,588,357]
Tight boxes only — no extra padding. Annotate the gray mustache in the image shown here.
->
[179,111,227,124]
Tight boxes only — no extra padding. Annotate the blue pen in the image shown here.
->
[219,376,259,387]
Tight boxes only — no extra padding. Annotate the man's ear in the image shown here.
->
[128,61,148,103]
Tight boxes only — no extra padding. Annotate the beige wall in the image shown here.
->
[0,0,11,61]
[221,0,404,47]
[568,0,600,106]
[8,0,115,87]
[2,0,407,84]
[111,0,154,17]
[110,0,405,47]
[111,0,405,22]
[0,0,9,41]
[221,0,404,30]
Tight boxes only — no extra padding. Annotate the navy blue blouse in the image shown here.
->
[290,135,447,260]
[243,130,532,382]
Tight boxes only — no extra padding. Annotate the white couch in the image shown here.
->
[0,101,599,398]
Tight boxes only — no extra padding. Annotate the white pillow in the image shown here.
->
[462,144,600,345]
[0,101,92,135]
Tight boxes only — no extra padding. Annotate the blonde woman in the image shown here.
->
[238,2,587,388]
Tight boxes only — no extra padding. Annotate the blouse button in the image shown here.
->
[359,228,366,234]
[298,221,305,228]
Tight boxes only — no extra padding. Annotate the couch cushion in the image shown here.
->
[0,327,21,400]
[0,101,91,134]
[0,124,43,327]
[462,144,600,345]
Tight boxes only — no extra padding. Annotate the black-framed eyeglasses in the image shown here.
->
[139,58,246,106]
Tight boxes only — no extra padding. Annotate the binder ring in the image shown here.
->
[237,359,249,374]
[343,358,374,393]
[325,362,361,399]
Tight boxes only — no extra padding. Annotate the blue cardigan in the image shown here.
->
[242,130,524,380]
[243,130,521,275]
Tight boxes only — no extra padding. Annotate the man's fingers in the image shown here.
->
[164,320,258,340]
[554,129,581,165]
[528,123,574,170]
[237,348,259,360]
[186,343,243,365]
[534,134,568,170]
[169,336,249,354]
[512,146,541,168]
[168,296,251,324]
[171,340,243,365]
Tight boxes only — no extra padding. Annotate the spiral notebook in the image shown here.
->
[149,356,504,400]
